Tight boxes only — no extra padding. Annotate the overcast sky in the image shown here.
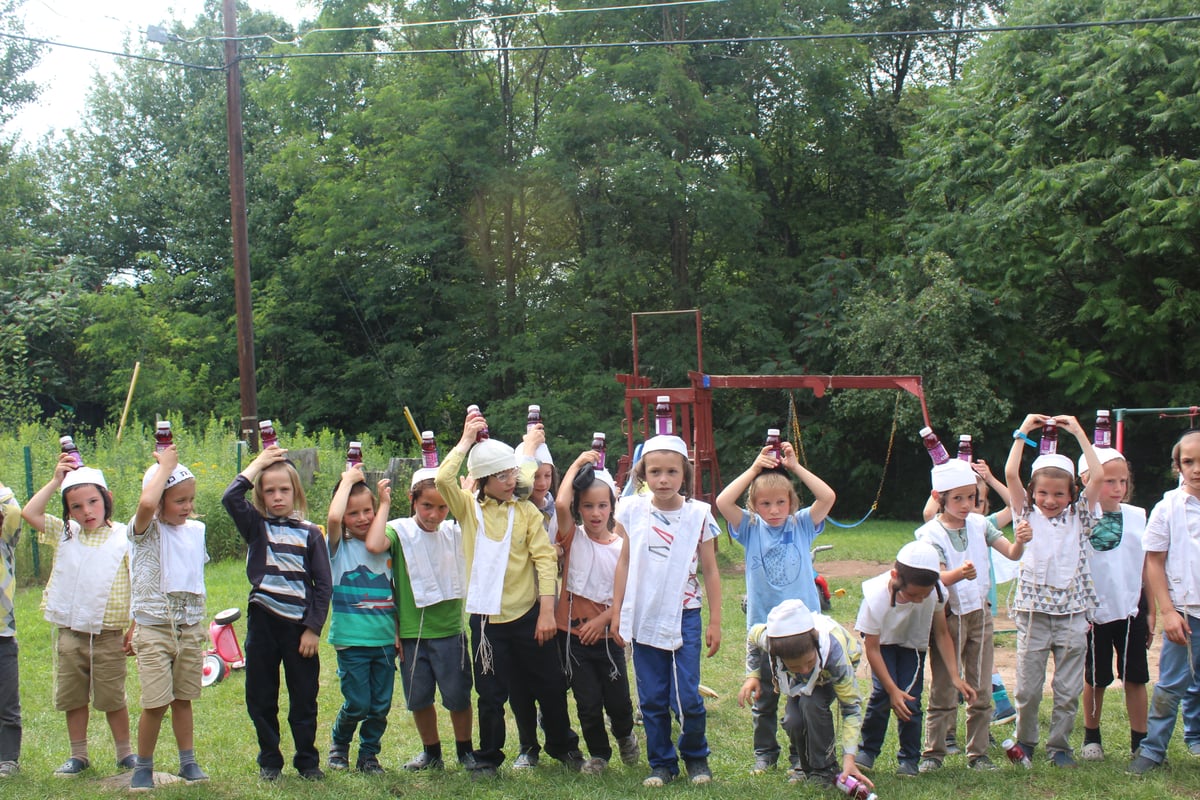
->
[7,0,312,143]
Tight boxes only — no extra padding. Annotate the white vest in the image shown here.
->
[1153,490,1200,614]
[44,522,130,634]
[1089,504,1146,625]
[915,514,991,615]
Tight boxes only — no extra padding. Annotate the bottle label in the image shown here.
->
[422,450,439,469]
[656,418,673,436]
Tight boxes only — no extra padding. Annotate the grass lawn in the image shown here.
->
[3,520,1192,798]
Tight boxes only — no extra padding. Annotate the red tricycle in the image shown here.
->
[200,607,246,687]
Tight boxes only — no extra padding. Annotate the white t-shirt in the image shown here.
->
[855,571,946,651]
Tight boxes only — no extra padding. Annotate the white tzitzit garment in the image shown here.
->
[159,519,207,596]
[465,504,514,617]
[617,496,709,650]
[393,518,465,608]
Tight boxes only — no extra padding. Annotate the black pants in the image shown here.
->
[470,605,579,768]
[244,604,320,771]
[558,631,634,761]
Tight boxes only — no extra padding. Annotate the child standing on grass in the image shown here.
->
[1076,447,1150,762]
[610,435,723,787]
[23,456,135,777]
[435,413,583,779]
[325,468,395,775]
[128,447,210,791]
[369,469,475,773]
[715,440,835,775]
[554,450,638,775]
[916,458,1029,773]
[854,540,975,777]
[739,599,869,790]
[1004,413,1102,768]
[0,481,23,778]
[1128,430,1200,775]
[222,446,332,782]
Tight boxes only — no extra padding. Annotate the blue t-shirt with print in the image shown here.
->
[731,507,822,627]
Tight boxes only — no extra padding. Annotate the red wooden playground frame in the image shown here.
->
[614,310,931,504]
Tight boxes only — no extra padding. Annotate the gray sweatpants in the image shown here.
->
[1013,611,1087,757]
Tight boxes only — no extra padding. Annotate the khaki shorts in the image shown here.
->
[55,627,128,712]
[133,622,205,708]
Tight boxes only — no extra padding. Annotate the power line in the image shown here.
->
[241,14,1200,61]
[4,14,1197,70]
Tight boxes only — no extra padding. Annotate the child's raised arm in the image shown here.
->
[1006,414,1045,516]
[364,480,392,554]
[555,450,600,543]
[21,452,77,532]
[1059,415,1103,503]
[326,468,366,556]
[714,446,777,529]
[782,443,836,525]
[134,446,178,534]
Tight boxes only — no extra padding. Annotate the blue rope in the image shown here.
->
[824,506,877,528]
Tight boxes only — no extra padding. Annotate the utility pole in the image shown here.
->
[223,0,260,449]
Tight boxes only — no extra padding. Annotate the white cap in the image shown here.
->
[931,459,977,492]
[467,439,519,480]
[766,599,815,637]
[592,468,618,494]
[896,540,940,572]
[534,443,554,466]
[642,435,688,458]
[1077,447,1125,476]
[1031,453,1075,478]
[61,466,108,493]
[142,464,196,490]
[410,467,439,488]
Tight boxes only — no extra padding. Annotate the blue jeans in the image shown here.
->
[859,645,925,766]
[331,645,396,757]
[633,608,709,773]
[1141,614,1200,763]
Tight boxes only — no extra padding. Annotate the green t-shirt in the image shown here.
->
[386,521,465,639]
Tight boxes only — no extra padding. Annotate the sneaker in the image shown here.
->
[789,768,835,786]
[557,750,585,772]
[470,764,498,780]
[786,768,806,784]
[53,757,90,777]
[581,757,607,775]
[896,760,919,777]
[968,755,998,771]
[177,762,209,783]
[118,754,138,771]
[685,758,712,784]
[750,755,777,775]
[1128,754,1162,776]
[299,766,325,781]
[918,757,942,773]
[259,766,282,781]
[129,766,154,792]
[357,756,385,775]
[992,706,1017,726]
[403,751,444,771]
[459,752,478,771]
[854,752,875,771]
[328,749,350,771]
[1187,741,1200,757]
[512,751,539,770]
[643,766,675,787]
[1080,742,1104,761]
[617,734,639,766]
[0,761,18,778]
[1049,750,1077,768]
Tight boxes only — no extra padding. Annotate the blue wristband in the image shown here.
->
[1012,429,1036,448]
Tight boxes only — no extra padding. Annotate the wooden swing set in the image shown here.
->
[614,310,930,522]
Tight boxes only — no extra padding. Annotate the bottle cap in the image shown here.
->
[1097,409,1109,417]
[59,435,73,445]
[959,434,971,442]
[767,428,780,436]
[593,432,605,440]
[528,404,540,413]
[157,420,171,429]
[259,419,273,429]
[919,426,933,436]
[422,430,434,438]
[656,395,670,403]
[349,441,362,448]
